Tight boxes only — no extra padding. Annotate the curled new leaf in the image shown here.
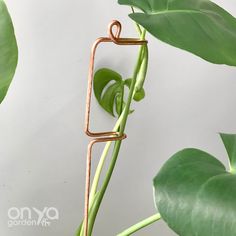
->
[93,68,125,117]
[153,134,236,236]
[0,0,18,104]
[94,68,146,116]
[119,0,236,66]
[124,78,145,102]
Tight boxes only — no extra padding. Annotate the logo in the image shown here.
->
[7,207,59,227]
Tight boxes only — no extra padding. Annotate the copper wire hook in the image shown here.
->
[83,20,147,236]
[108,20,122,41]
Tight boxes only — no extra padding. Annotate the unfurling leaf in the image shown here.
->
[135,45,148,92]
[124,78,145,102]
[119,0,236,66]
[93,68,124,117]
[133,88,145,101]
[93,69,143,117]
[153,134,236,236]
[0,0,18,104]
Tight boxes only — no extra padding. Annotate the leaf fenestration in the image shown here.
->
[93,68,124,117]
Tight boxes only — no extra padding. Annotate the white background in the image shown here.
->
[0,0,236,235]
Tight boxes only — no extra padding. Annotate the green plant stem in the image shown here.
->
[89,112,125,206]
[117,213,161,236]
[78,26,148,236]
[88,27,147,209]
[134,43,148,92]
[131,7,142,35]
[78,114,125,236]
[88,35,146,207]
[86,45,145,236]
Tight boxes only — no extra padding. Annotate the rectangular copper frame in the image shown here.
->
[83,20,147,236]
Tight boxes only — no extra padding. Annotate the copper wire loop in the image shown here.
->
[83,20,147,236]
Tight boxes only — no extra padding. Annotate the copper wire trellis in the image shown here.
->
[83,20,147,236]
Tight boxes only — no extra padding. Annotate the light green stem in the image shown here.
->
[78,24,148,236]
[89,111,125,205]
[117,214,161,236]
[88,30,146,206]
[131,7,142,35]
[86,44,144,236]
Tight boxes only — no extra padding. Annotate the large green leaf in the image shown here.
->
[0,0,18,104]
[153,134,236,236]
[118,0,236,66]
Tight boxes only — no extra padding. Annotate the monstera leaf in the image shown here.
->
[153,133,236,236]
[0,0,18,104]
[118,0,236,66]
[93,68,144,117]
[94,68,125,117]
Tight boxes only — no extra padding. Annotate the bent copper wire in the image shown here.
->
[83,20,147,236]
